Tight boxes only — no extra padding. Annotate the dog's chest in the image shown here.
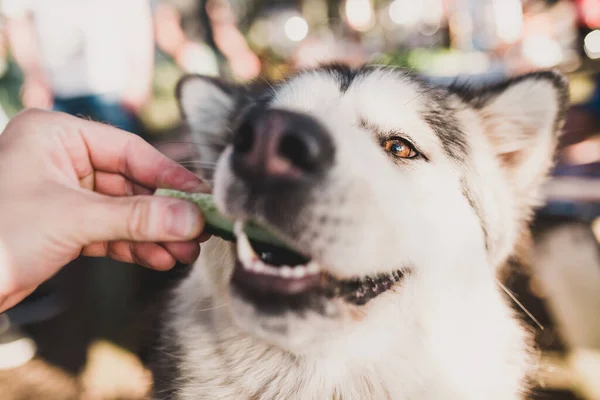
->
[170,324,405,400]
[176,359,399,400]
[159,300,527,400]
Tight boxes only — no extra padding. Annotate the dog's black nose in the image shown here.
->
[231,109,334,185]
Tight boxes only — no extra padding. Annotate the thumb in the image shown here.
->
[80,193,205,243]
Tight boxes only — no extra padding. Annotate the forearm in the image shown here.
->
[5,14,46,79]
[123,0,155,102]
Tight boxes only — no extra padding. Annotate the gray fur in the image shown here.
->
[149,65,569,399]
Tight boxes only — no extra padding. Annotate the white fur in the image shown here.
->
[155,67,566,399]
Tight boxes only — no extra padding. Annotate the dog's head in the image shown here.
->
[177,65,568,353]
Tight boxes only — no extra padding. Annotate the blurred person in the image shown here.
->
[153,0,219,76]
[2,0,155,134]
[205,0,260,81]
[152,0,259,80]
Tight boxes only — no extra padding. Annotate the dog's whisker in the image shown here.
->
[187,169,216,176]
[257,75,279,99]
[403,86,437,107]
[178,161,218,167]
[156,140,227,148]
[160,151,202,160]
[496,279,544,331]
[196,303,228,312]
[179,159,217,164]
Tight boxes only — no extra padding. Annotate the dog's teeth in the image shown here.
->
[306,262,320,274]
[264,265,279,276]
[234,220,244,237]
[254,261,265,273]
[280,266,293,278]
[233,218,324,280]
[236,230,257,267]
[292,267,306,278]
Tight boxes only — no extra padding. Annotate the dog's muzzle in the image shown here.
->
[231,108,335,190]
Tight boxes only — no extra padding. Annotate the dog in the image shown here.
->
[147,64,569,399]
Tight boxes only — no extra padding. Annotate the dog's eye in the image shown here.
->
[384,138,419,159]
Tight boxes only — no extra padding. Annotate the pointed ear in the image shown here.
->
[176,75,242,167]
[473,71,569,203]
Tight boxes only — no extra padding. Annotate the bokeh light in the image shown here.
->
[388,0,421,26]
[284,16,309,42]
[345,0,374,32]
[584,29,600,59]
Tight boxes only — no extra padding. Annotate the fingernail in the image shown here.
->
[161,165,211,193]
[167,201,201,238]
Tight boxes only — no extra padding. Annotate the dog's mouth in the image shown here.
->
[230,222,406,307]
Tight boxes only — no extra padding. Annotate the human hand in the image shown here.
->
[0,109,210,312]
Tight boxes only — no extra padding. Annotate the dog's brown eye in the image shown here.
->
[384,138,418,159]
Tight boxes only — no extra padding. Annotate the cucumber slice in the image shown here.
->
[154,189,290,249]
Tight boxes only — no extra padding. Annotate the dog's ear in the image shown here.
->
[176,75,243,172]
[469,71,569,206]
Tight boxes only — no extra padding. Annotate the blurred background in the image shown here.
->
[0,0,599,399]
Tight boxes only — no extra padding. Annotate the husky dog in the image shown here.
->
[148,65,568,399]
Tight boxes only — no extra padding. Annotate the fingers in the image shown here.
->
[73,117,208,192]
[81,242,109,257]
[129,243,176,271]
[105,241,135,263]
[81,240,200,269]
[77,191,203,244]
[94,171,153,196]
[10,109,209,193]
[198,231,212,243]
[161,241,201,264]
[102,241,175,270]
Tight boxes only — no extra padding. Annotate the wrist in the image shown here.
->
[23,68,48,84]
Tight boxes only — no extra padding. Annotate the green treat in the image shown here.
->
[154,189,290,249]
